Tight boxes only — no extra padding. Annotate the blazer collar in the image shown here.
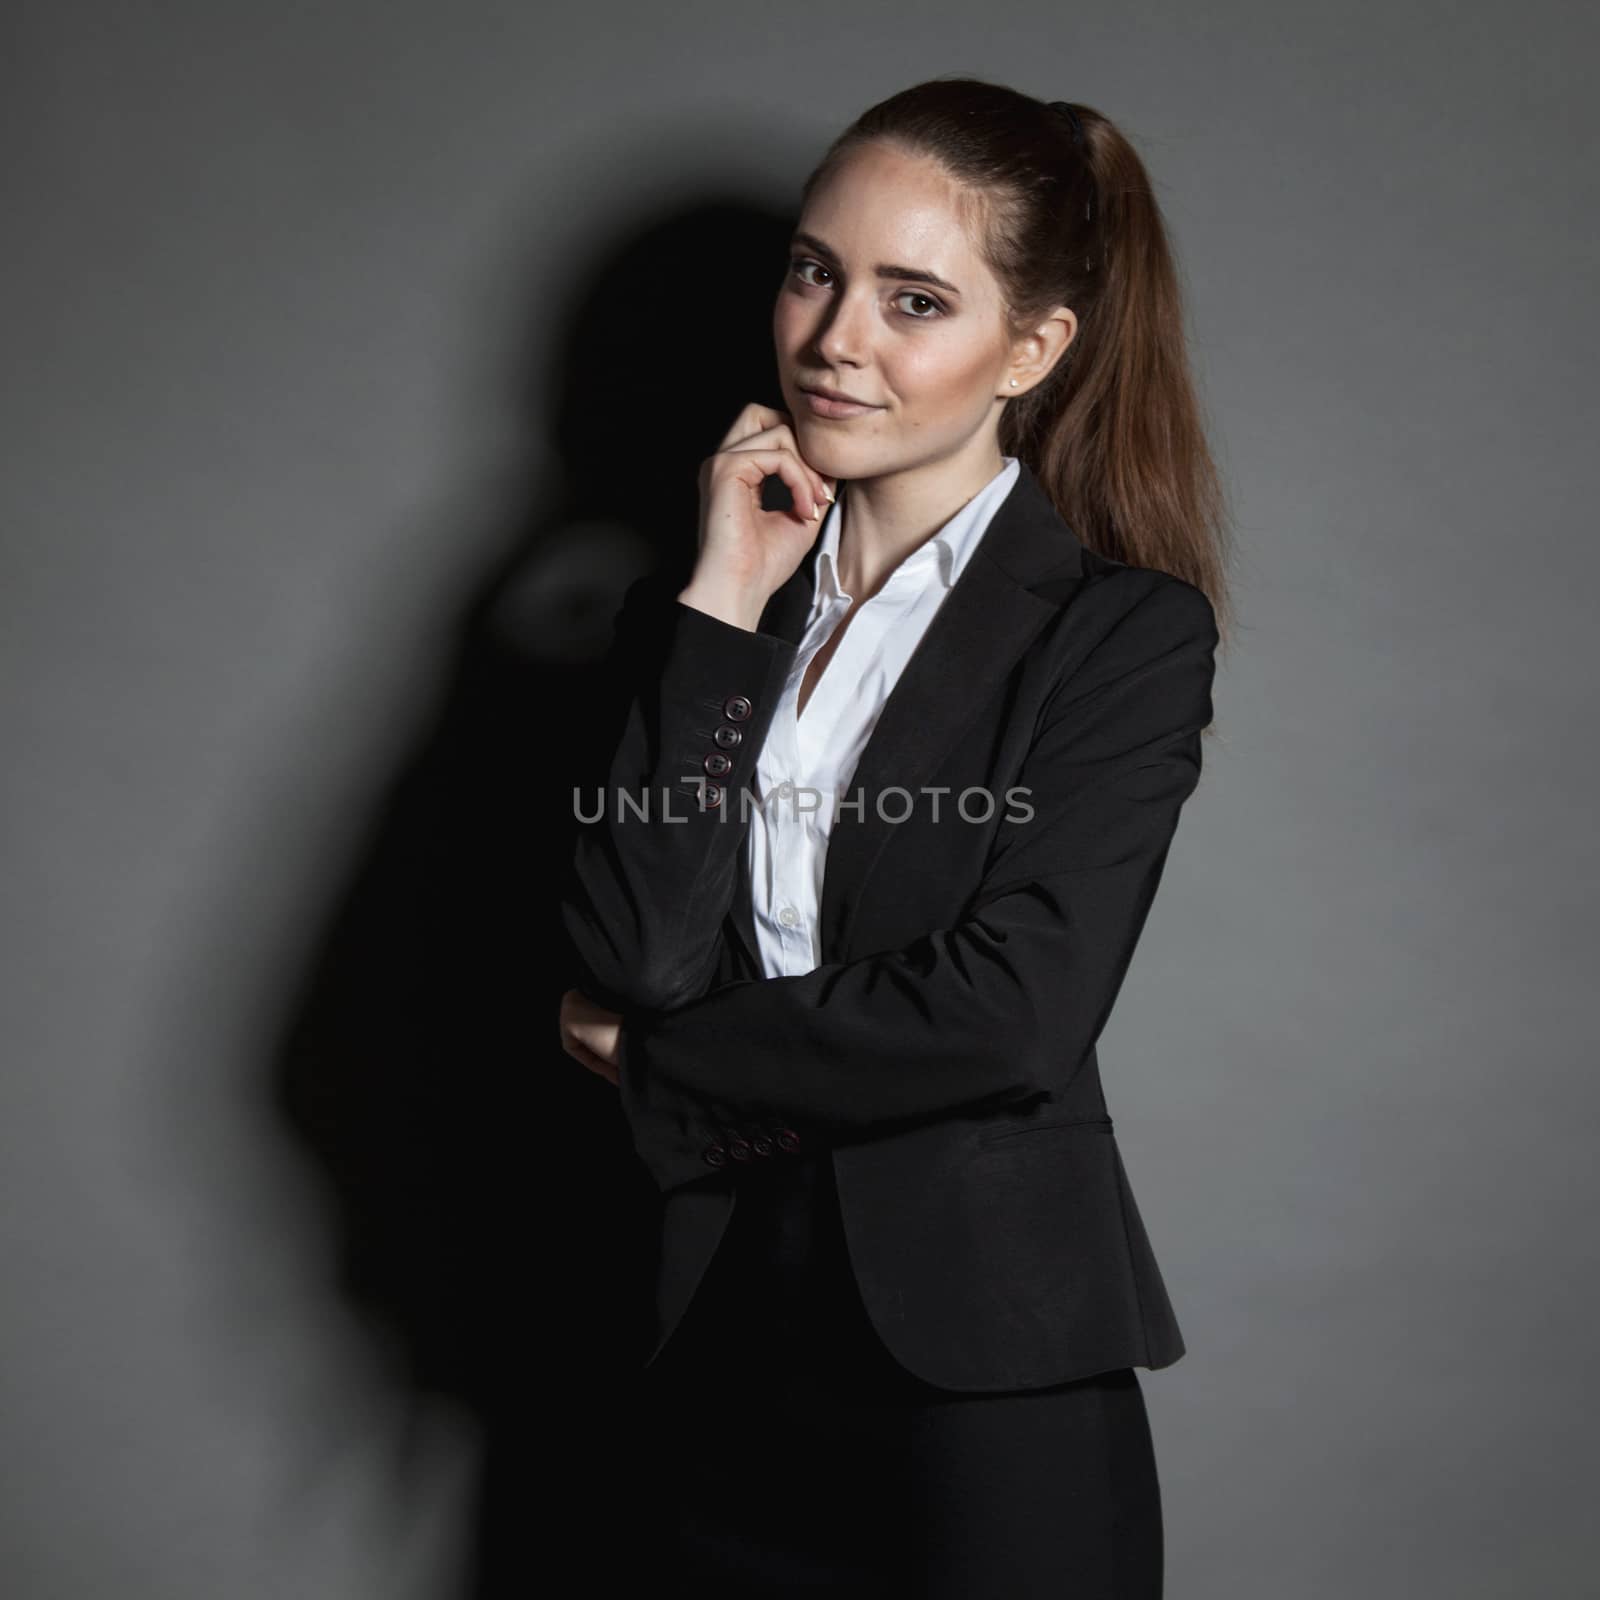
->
[726,458,1085,972]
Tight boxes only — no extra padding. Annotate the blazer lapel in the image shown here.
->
[723,459,1083,976]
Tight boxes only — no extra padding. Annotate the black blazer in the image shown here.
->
[561,458,1218,1392]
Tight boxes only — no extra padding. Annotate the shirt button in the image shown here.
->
[776,781,794,799]
[778,907,799,927]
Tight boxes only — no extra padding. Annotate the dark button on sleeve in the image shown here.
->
[774,1127,802,1154]
[722,695,753,722]
[712,724,743,750]
[701,1143,729,1168]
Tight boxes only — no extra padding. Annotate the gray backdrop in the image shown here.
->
[4,2,1595,1595]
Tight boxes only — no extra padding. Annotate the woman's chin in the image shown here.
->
[788,428,875,478]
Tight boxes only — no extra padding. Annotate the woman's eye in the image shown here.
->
[894,290,944,319]
[789,258,831,287]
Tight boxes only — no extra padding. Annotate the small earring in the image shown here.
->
[1009,379,1018,387]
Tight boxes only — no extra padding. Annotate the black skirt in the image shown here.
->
[635,1149,1165,1598]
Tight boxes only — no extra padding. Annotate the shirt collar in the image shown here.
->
[815,456,1020,603]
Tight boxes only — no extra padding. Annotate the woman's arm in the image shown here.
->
[559,570,800,1014]
[559,406,835,1015]
[615,573,1219,1192]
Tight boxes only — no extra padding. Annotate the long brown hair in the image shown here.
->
[799,77,1234,645]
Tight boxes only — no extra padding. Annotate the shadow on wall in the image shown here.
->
[269,196,797,1596]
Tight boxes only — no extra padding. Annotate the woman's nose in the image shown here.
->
[815,293,873,366]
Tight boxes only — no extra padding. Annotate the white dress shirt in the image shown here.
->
[745,455,1021,978]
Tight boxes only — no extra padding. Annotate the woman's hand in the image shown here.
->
[682,404,838,629]
[559,988,623,1087]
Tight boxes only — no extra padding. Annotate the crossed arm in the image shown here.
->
[561,569,1218,1192]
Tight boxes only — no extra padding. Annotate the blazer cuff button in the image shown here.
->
[774,1128,801,1154]
[701,1144,729,1168]
[722,695,752,722]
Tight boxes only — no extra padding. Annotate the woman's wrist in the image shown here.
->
[677,575,769,633]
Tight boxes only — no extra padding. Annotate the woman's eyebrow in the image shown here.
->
[790,231,964,297]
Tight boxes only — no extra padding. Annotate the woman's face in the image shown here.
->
[774,140,1027,481]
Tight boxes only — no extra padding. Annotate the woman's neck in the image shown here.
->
[834,442,1007,600]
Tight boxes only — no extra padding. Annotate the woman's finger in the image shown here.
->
[710,444,827,524]
[560,1028,618,1086]
[715,401,790,451]
[716,406,833,511]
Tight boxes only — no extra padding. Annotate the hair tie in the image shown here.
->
[1047,100,1095,239]
[1048,100,1085,148]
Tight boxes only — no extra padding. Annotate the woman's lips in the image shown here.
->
[799,388,883,419]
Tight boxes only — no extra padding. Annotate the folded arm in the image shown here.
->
[615,573,1220,1191]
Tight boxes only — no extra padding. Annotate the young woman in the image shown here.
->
[558,77,1231,1597]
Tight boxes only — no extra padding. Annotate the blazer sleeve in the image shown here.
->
[559,572,800,1013]
[616,573,1219,1192]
